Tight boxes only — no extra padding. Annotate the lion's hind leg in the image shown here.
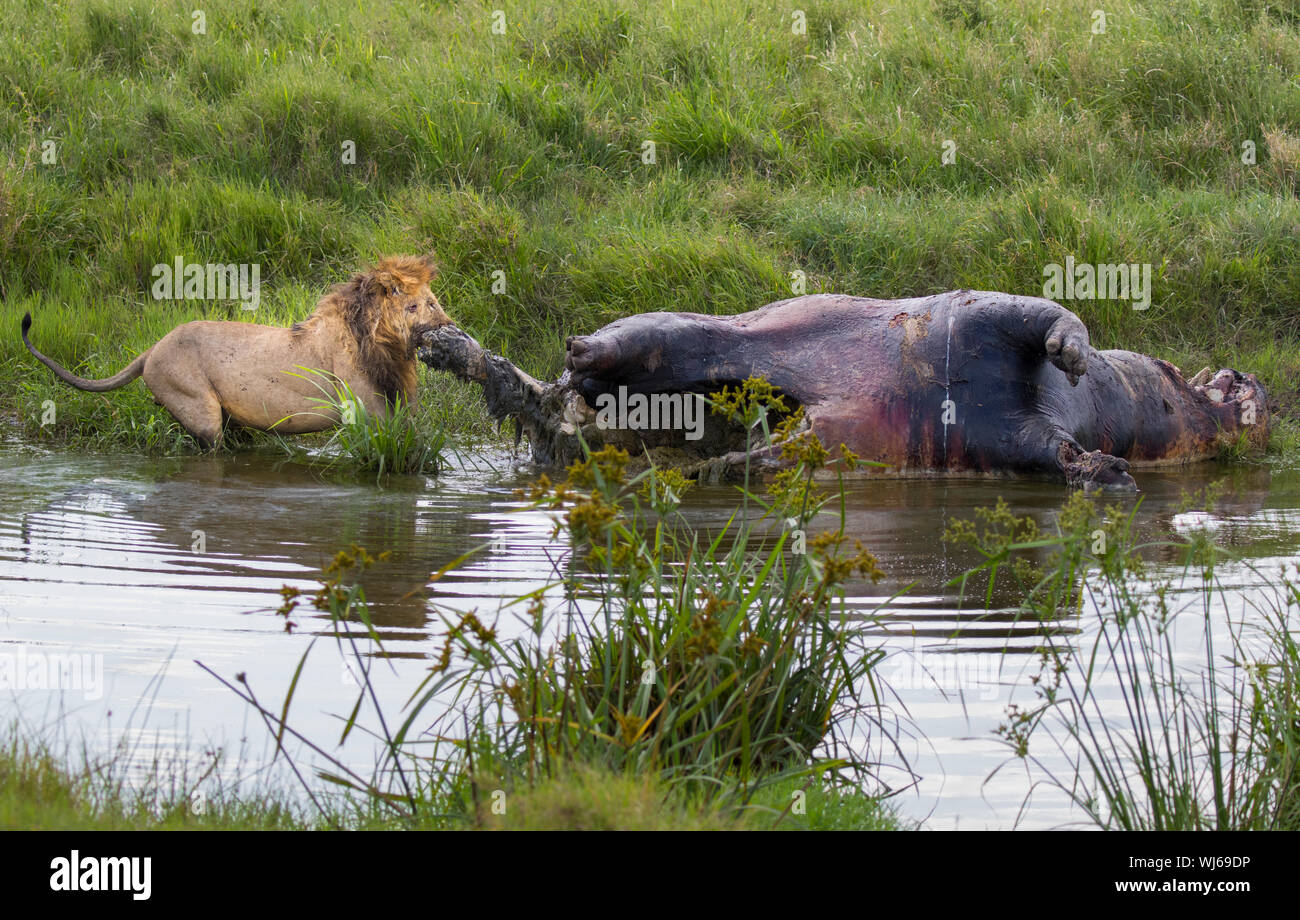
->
[142,366,225,450]
[168,390,225,450]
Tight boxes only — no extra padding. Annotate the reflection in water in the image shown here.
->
[3,450,548,634]
[0,443,1297,828]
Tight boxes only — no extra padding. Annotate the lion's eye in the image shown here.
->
[406,304,418,313]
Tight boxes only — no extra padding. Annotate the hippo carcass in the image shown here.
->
[417,291,1270,492]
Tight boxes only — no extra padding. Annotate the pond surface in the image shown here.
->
[2,436,1298,828]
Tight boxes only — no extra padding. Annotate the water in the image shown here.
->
[1,438,1297,828]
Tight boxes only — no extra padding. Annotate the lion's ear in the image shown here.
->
[362,269,403,300]
[363,255,438,298]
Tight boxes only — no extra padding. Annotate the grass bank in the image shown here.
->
[0,736,906,830]
[0,0,1297,456]
[0,735,311,830]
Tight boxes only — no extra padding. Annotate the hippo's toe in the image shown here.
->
[565,334,622,374]
[1045,324,1090,384]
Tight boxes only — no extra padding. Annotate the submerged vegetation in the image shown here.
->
[1,0,1297,462]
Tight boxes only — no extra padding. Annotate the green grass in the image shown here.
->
[0,0,1297,456]
[273,370,452,479]
[0,735,313,830]
[477,768,908,830]
[953,491,1300,830]
[745,776,914,830]
[0,736,904,830]
[210,395,908,829]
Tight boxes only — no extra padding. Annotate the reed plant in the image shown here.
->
[951,491,1300,830]
[215,379,907,828]
[274,369,450,480]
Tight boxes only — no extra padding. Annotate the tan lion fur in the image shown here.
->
[22,255,450,447]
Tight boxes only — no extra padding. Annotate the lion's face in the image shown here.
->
[353,255,452,353]
[390,283,452,340]
[315,255,454,404]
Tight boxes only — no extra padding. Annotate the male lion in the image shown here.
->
[21,255,450,448]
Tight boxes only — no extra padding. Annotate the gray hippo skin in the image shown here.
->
[419,291,1271,492]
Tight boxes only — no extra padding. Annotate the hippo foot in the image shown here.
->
[1060,446,1137,494]
[1044,316,1091,387]
[566,332,621,376]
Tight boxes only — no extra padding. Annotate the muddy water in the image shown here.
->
[1,437,1297,828]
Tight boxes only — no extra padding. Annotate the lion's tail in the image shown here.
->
[21,312,152,392]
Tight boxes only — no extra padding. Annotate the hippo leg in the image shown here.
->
[1039,310,1091,387]
[566,313,756,403]
[1023,420,1137,493]
[967,295,1093,386]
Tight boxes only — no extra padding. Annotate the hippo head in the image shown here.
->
[1188,367,1271,452]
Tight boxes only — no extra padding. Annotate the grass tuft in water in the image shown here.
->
[212,379,908,829]
[951,491,1300,830]
[274,370,449,480]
